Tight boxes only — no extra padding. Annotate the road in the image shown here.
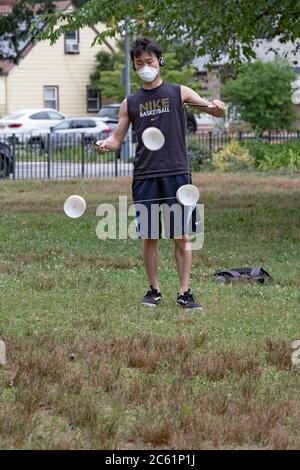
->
[10,161,134,180]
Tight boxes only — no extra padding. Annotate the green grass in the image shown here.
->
[0,172,299,449]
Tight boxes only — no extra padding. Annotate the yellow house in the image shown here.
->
[0,0,116,117]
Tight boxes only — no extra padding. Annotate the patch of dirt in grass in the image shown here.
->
[11,248,63,264]
[0,263,25,276]
[0,178,133,214]
[27,271,107,291]
[193,173,300,193]
[25,410,83,450]
[127,350,161,373]
[136,421,173,446]
[64,254,141,269]
[1,332,299,450]
[0,403,30,449]
[277,277,300,287]
[123,390,299,449]
[1,201,65,214]
[181,351,261,381]
[7,336,67,390]
[262,337,291,371]
[52,389,119,448]
[70,332,205,372]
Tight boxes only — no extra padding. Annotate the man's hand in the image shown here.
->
[94,140,110,154]
[210,99,225,110]
[94,99,130,154]
[208,99,226,117]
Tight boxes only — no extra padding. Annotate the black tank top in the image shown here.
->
[127,82,188,179]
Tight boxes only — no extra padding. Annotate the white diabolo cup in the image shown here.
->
[141,127,165,151]
[176,184,200,206]
[64,195,87,218]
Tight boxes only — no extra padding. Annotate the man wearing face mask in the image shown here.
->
[95,37,225,310]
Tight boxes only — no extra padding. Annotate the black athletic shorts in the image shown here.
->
[131,174,201,239]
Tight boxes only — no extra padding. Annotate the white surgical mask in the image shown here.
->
[136,65,159,83]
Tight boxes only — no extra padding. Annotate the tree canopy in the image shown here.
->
[0,0,56,63]
[221,59,297,134]
[35,0,300,65]
[2,1,299,66]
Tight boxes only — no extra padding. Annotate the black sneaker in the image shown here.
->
[141,285,162,307]
[176,289,203,310]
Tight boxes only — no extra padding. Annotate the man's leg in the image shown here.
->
[174,235,202,309]
[142,238,160,292]
[132,177,162,306]
[174,234,192,294]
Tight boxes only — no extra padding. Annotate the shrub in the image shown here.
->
[257,147,300,171]
[241,139,300,171]
[240,139,272,165]
[212,140,255,172]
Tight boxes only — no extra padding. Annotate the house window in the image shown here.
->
[65,31,78,41]
[87,87,101,112]
[65,30,80,54]
[44,87,59,110]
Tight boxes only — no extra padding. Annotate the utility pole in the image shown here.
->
[124,19,132,160]
[124,19,131,98]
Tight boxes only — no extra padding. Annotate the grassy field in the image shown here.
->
[0,172,299,450]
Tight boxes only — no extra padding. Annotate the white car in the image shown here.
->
[0,108,67,143]
[48,117,112,148]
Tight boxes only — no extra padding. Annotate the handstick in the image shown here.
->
[185,104,209,106]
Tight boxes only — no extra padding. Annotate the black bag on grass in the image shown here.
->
[214,266,273,284]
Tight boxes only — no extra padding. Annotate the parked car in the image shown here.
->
[97,104,120,130]
[98,104,135,156]
[47,117,112,148]
[0,141,13,178]
[0,108,67,144]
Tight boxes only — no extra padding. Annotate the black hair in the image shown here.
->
[130,37,162,64]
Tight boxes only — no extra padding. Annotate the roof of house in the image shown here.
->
[0,1,114,75]
[192,38,300,73]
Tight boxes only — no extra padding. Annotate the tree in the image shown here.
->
[90,40,203,102]
[35,0,300,65]
[221,59,297,134]
[0,0,56,63]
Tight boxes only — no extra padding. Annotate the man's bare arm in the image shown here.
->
[95,99,130,153]
[181,85,225,118]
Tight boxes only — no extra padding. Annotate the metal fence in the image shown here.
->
[192,130,300,152]
[0,130,299,180]
[0,132,134,180]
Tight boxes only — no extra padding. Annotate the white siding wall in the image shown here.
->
[6,23,115,117]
